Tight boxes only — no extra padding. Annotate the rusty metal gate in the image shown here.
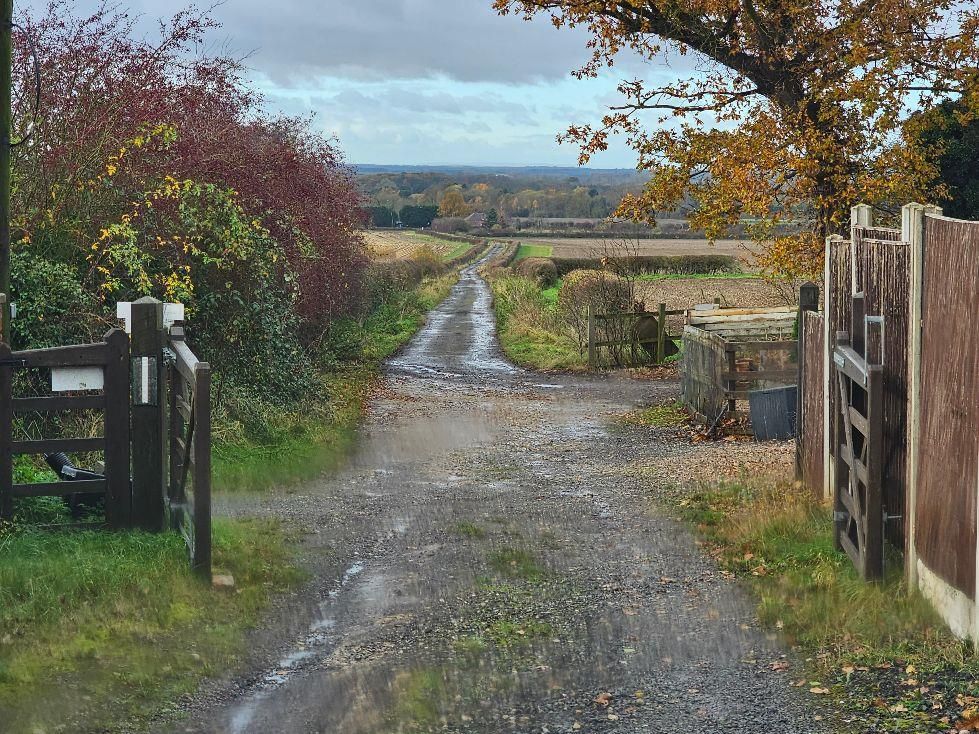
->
[832,293,885,580]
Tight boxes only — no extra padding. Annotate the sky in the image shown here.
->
[18,0,666,168]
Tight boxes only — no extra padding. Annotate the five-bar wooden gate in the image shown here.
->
[832,294,885,580]
[0,329,131,527]
[167,327,211,577]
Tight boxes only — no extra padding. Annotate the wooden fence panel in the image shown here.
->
[915,216,979,599]
[681,326,727,422]
[852,226,909,550]
[800,311,825,496]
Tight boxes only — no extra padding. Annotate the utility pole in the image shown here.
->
[0,0,11,344]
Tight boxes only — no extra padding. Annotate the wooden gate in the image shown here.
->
[832,294,885,580]
[166,327,211,577]
[0,329,131,527]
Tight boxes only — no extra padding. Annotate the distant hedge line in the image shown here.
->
[550,254,740,276]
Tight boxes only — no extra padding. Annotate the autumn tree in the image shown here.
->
[439,188,471,217]
[494,0,979,277]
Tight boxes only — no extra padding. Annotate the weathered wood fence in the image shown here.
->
[681,305,800,432]
[796,202,979,639]
[0,296,212,578]
[587,304,684,367]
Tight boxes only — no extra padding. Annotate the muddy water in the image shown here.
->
[178,257,824,733]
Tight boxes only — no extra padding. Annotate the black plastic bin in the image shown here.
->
[748,385,798,441]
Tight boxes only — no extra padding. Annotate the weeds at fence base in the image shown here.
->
[0,517,303,732]
[675,478,979,731]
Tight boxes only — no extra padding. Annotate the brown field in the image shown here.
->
[363,230,460,260]
[522,237,758,265]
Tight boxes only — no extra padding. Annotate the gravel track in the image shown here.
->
[166,255,828,734]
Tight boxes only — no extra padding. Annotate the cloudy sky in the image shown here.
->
[19,0,666,168]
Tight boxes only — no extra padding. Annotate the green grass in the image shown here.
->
[619,400,687,428]
[442,241,473,260]
[487,547,546,582]
[514,243,553,261]
[452,521,487,539]
[0,517,303,732]
[677,480,971,673]
[489,275,586,372]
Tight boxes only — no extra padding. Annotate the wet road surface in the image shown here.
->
[172,258,826,733]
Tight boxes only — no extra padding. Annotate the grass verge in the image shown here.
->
[489,275,586,371]
[0,517,304,733]
[677,478,979,731]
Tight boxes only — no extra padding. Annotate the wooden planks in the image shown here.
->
[681,326,728,421]
[800,311,825,497]
[914,215,979,599]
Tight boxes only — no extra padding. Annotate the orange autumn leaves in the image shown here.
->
[495,0,979,278]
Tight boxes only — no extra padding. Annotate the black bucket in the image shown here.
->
[748,385,798,441]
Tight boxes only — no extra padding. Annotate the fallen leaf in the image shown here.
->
[810,687,830,695]
[593,692,612,708]
[770,661,790,672]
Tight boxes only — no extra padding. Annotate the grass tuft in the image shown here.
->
[487,547,546,582]
[619,400,687,428]
[452,521,487,539]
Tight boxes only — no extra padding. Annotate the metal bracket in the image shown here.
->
[834,510,849,523]
[131,356,159,406]
[865,315,885,367]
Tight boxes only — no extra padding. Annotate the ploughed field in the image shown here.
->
[634,276,793,332]
[364,230,465,260]
[635,277,791,311]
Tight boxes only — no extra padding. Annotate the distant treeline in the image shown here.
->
[358,170,672,222]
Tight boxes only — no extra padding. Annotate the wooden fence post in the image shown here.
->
[795,282,819,478]
[0,340,11,522]
[130,297,165,532]
[656,302,667,363]
[192,361,212,578]
[824,234,846,502]
[903,202,942,588]
[587,306,597,368]
[851,204,873,294]
[103,328,131,530]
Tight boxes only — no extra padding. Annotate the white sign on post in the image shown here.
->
[116,302,185,334]
[51,366,104,392]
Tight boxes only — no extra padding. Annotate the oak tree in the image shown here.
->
[495,0,979,276]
